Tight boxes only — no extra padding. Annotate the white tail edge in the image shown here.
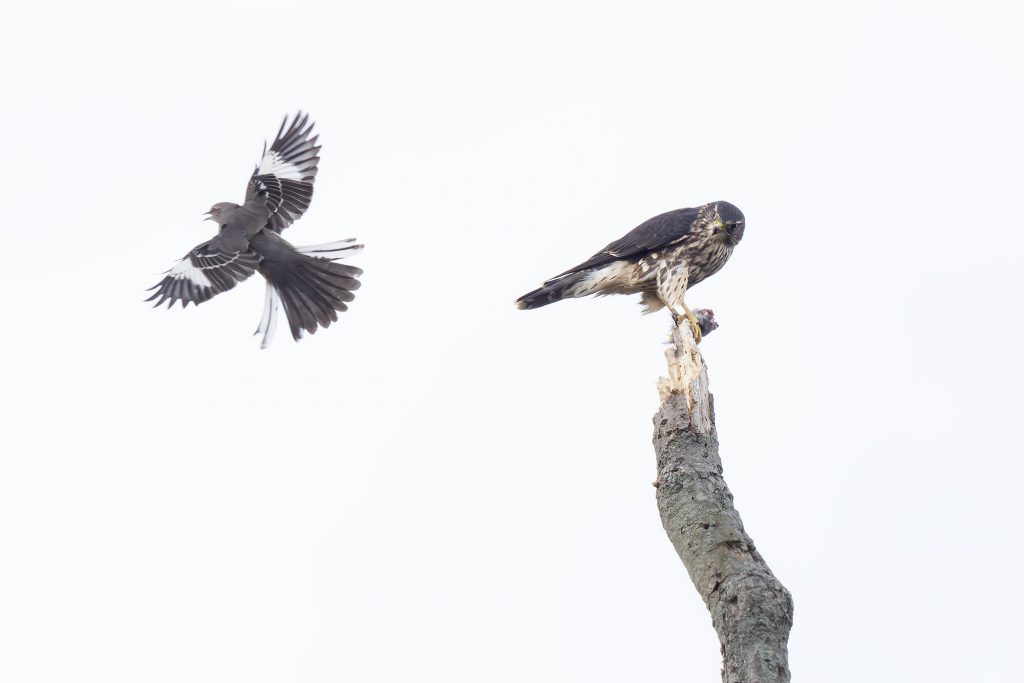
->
[255,283,281,349]
[295,238,364,260]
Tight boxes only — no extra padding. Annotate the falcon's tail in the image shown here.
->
[515,272,587,310]
[253,234,363,348]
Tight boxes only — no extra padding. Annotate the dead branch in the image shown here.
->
[653,311,793,682]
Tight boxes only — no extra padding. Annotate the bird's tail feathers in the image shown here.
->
[639,291,665,314]
[255,283,282,349]
[294,238,364,260]
[256,237,363,347]
[515,272,587,310]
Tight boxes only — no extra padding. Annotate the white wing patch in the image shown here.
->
[148,246,260,309]
[257,150,304,181]
[167,258,213,288]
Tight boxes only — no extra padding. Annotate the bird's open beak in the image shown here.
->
[203,212,213,221]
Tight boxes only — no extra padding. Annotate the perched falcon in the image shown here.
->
[147,113,362,348]
[515,201,744,342]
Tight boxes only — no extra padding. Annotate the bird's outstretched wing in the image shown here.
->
[245,112,320,233]
[147,239,261,308]
[546,207,700,282]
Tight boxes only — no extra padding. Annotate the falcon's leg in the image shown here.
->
[656,261,702,343]
[674,300,704,344]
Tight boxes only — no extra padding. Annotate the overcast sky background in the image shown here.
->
[2,1,1022,681]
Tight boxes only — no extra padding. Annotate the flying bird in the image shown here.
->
[515,201,744,342]
[147,113,362,348]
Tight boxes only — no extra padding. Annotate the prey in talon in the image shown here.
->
[515,201,744,341]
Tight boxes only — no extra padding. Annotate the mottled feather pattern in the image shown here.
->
[515,201,744,313]
[547,207,700,281]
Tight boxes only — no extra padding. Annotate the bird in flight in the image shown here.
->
[516,201,744,342]
[147,113,362,348]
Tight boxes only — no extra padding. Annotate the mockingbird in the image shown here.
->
[147,112,362,348]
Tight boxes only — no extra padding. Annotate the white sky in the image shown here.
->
[2,1,1023,681]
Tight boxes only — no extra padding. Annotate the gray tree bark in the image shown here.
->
[653,313,793,683]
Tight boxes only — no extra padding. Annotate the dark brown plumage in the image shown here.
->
[516,201,745,341]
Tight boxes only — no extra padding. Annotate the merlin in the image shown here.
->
[147,113,363,348]
[515,201,745,342]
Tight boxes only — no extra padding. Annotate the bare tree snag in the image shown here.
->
[653,311,793,683]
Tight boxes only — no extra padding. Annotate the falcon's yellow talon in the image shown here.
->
[672,312,702,343]
[674,302,703,343]
[687,314,703,344]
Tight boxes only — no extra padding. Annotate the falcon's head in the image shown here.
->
[204,202,240,223]
[698,201,745,247]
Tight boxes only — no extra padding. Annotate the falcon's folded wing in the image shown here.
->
[245,112,320,234]
[547,207,700,282]
[147,240,261,308]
